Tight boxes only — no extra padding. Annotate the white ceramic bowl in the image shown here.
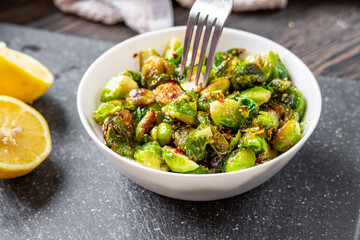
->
[77,26,322,201]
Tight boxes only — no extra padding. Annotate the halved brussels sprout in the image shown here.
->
[231,62,263,90]
[179,66,204,93]
[162,146,199,173]
[253,110,279,131]
[154,82,184,105]
[246,51,289,82]
[121,70,142,87]
[241,132,269,155]
[185,166,212,174]
[163,37,182,60]
[162,91,198,125]
[146,102,164,125]
[101,75,139,102]
[135,109,157,142]
[228,130,241,153]
[198,90,225,113]
[141,56,175,89]
[139,48,159,68]
[225,148,256,172]
[283,87,306,121]
[201,77,231,95]
[210,98,244,128]
[268,78,291,93]
[93,102,124,124]
[156,122,174,146]
[272,119,302,152]
[134,142,168,171]
[236,97,259,121]
[173,126,194,152]
[184,123,212,161]
[239,86,271,106]
[126,88,155,107]
[209,126,230,155]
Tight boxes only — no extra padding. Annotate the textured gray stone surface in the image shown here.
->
[0,23,359,240]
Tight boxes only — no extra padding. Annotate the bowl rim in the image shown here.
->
[77,26,322,178]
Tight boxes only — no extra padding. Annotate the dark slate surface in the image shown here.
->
[0,23,359,240]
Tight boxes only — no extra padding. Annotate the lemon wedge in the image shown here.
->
[0,95,52,178]
[0,42,53,103]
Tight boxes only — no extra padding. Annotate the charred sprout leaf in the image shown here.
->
[162,91,198,125]
[272,119,302,152]
[147,102,164,125]
[164,37,182,60]
[300,120,309,133]
[229,130,241,153]
[135,110,157,143]
[162,146,199,173]
[139,48,160,69]
[283,87,306,121]
[101,75,139,102]
[225,148,256,172]
[246,51,289,82]
[210,98,244,128]
[134,142,168,171]
[268,78,291,93]
[253,110,279,131]
[209,126,230,155]
[154,82,184,105]
[185,123,212,161]
[173,126,194,152]
[210,154,227,173]
[236,97,259,121]
[93,102,124,124]
[122,70,142,87]
[156,122,174,146]
[239,86,271,106]
[201,78,231,95]
[126,88,155,107]
[241,132,269,155]
[198,90,225,113]
[141,56,175,89]
[214,51,229,67]
[232,62,263,90]
[196,111,211,125]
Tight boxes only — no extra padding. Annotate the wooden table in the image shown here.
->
[1,0,359,80]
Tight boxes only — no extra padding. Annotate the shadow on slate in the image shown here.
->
[0,23,359,240]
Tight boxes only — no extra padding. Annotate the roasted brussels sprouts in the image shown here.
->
[185,123,212,161]
[141,56,175,89]
[93,102,124,124]
[156,122,174,146]
[121,70,142,86]
[126,88,155,107]
[162,146,199,173]
[252,110,279,131]
[228,130,241,153]
[134,142,168,171]
[135,110,157,142]
[225,148,256,172]
[147,102,164,125]
[246,51,289,82]
[162,91,198,125]
[283,87,306,121]
[101,75,139,102]
[139,48,160,68]
[154,82,184,105]
[163,37,182,60]
[201,77,231,95]
[210,98,244,128]
[231,62,263,90]
[268,78,291,93]
[241,132,269,155]
[272,119,302,152]
[198,90,225,113]
[236,97,260,121]
[179,66,204,93]
[173,126,194,152]
[209,126,230,155]
[239,86,271,106]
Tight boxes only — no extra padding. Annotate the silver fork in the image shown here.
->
[180,0,233,88]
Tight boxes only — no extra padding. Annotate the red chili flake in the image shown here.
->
[269,64,273,69]
[133,53,138,58]
[167,78,174,83]
[203,97,208,102]
[172,53,178,59]
[217,98,225,103]
[174,148,180,153]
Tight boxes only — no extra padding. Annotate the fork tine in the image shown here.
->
[180,13,198,76]
[187,14,207,82]
[194,17,215,86]
[202,22,224,88]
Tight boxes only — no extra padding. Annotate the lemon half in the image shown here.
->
[0,95,52,178]
[0,42,53,103]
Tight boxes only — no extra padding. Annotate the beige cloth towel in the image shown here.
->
[54,0,287,33]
